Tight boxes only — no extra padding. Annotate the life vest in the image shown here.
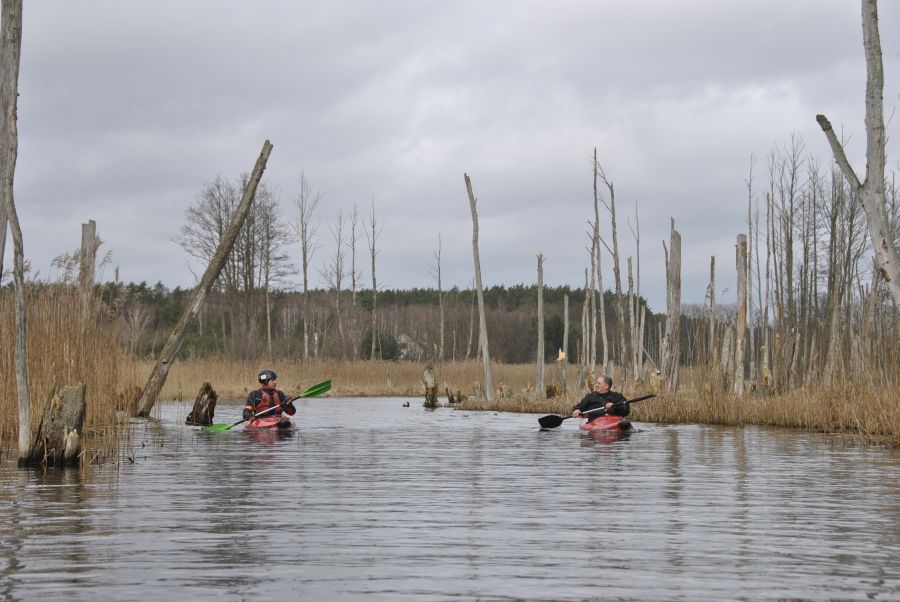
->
[251,389,284,415]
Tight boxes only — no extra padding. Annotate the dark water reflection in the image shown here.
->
[2,398,898,600]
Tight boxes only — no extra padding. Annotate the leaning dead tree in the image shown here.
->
[817,0,900,307]
[134,140,273,417]
[464,173,493,401]
[2,0,29,460]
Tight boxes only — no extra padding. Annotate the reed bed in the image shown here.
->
[4,323,896,454]
[146,358,899,445]
[141,359,541,401]
[0,286,135,463]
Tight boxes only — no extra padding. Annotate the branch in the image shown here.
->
[816,114,862,190]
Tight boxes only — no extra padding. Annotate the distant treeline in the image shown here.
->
[88,280,671,365]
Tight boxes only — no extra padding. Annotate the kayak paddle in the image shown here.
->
[538,394,655,430]
[203,379,332,432]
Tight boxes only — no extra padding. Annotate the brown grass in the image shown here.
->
[144,358,900,445]
[4,309,897,454]
[0,286,134,462]
[140,359,544,401]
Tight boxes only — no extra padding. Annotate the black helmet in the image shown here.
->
[258,369,277,384]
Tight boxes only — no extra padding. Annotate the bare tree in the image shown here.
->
[734,234,748,395]
[365,199,382,360]
[1,0,30,460]
[292,172,320,361]
[430,232,444,362]
[321,211,347,358]
[661,219,682,393]
[817,0,900,306]
[535,252,545,395]
[256,191,295,358]
[464,173,493,401]
[349,201,362,307]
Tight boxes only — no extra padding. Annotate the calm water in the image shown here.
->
[1,397,898,601]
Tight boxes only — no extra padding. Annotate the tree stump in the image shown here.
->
[21,384,86,468]
[423,363,437,408]
[185,382,218,426]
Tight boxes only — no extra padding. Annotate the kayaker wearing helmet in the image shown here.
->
[243,370,296,421]
[571,375,628,420]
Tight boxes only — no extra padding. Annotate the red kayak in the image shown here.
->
[579,414,632,432]
[245,416,294,431]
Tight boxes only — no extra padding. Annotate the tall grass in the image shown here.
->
[0,286,134,462]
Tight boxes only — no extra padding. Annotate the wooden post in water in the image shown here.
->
[134,140,273,417]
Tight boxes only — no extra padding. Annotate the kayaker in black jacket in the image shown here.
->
[243,369,297,420]
[571,375,628,421]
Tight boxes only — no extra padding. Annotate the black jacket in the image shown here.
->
[571,390,629,419]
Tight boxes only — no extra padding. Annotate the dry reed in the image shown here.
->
[0,286,135,462]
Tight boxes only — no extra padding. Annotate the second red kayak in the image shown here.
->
[245,416,294,430]
[579,415,632,432]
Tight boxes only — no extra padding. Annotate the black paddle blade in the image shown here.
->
[538,414,565,429]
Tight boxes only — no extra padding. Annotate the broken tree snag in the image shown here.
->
[423,362,437,408]
[20,384,86,468]
[133,140,273,417]
[185,382,218,426]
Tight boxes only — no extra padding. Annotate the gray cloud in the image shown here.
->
[5,0,899,312]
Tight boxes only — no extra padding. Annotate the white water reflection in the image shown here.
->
[2,397,899,600]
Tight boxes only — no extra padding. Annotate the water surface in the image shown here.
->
[2,398,898,600]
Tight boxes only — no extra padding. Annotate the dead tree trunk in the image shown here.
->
[708,256,717,364]
[561,293,569,388]
[1,0,30,460]
[134,140,273,416]
[78,219,98,324]
[817,0,900,307]
[185,382,218,426]
[662,219,682,393]
[366,200,380,360]
[423,362,437,408]
[535,252,545,396]
[734,234,748,395]
[22,385,85,468]
[464,173,493,401]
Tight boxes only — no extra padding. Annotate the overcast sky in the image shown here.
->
[5,1,899,312]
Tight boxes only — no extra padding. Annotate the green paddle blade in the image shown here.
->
[203,422,237,432]
[300,379,331,398]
